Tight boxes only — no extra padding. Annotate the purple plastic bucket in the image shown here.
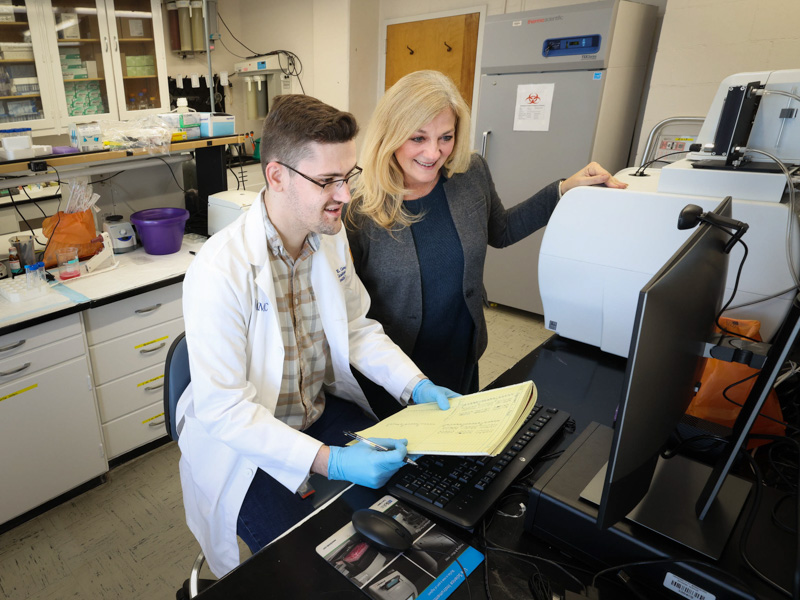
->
[130,208,189,255]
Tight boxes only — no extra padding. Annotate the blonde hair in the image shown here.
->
[348,70,473,231]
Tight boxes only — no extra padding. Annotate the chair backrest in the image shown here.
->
[164,332,189,442]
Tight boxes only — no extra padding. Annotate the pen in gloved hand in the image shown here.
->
[343,431,418,466]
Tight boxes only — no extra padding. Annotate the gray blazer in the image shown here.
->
[347,153,560,377]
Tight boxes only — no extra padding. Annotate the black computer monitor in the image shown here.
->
[591,196,757,558]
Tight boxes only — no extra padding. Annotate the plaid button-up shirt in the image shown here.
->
[263,210,332,431]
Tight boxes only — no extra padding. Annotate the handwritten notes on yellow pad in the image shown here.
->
[356,381,536,456]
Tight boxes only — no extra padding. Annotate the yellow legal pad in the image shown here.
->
[356,380,536,456]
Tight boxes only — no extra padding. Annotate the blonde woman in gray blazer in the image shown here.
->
[346,70,625,417]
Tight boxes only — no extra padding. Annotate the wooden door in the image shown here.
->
[385,13,479,108]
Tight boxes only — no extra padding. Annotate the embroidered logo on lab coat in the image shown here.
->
[256,300,270,312]
[336,265,347,282]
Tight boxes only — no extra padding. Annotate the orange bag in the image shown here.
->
[686,317,785,448]
[41,210,103,268]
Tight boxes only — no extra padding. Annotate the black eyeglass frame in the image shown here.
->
[275,161,362,192]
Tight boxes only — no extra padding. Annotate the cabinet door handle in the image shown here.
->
[140,342,166,354]
[135,304,162,314]
[481,130,491,158]
[0,362,31,377]
[0,339,25,352]
[145,383,164,392]
[113,36,118,52]
[104,36,109,52]
[148,418,165,428]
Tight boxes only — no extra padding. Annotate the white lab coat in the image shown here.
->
[176,190,421,576]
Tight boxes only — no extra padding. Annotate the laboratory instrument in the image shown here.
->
[102,215,137,254]
[540,69,800,356]
[207,190,257,235]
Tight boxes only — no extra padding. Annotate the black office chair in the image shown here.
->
[163,332,216,599]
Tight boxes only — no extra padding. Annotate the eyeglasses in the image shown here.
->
[276,161,362,193]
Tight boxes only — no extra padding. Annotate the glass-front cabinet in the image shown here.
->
[0,1,59,130]
[103,0,169,117]
[0,0,168,135]
[41,0,169,124]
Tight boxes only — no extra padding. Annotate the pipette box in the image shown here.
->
[198,113,235,137]
[69,122,103,151]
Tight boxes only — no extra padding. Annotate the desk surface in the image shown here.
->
[195,336,795,600]
[195,337,624,599]
[0,234,204,335]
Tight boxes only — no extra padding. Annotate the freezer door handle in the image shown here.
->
[481,130,491,158]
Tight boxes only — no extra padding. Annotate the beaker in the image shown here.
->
[10,234,34,267]
[57,247,81,280]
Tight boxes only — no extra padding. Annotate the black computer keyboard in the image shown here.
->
[387,403,570,528]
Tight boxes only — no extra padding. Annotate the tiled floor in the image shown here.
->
[0,304,551,600]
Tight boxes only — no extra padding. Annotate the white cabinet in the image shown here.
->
[0,313,106,525]
[0,1,61,130]
[85,283,183,459]
[4,0,169,135]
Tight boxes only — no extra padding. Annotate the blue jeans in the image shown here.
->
[236,395,377,554]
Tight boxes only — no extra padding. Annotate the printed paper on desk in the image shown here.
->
[356,381,536,456]
[316,495,483,600]
[513,83,555,132]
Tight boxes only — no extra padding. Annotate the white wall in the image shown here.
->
[162,0,800,171]
[312,0,351,109]
[634,0,800,164]
[349,0,381,145]
[163,1,375,150]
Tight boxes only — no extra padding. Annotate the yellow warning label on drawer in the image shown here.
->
[0,383,38,403]
[134,335,169,349]
[143,412,164,424]
[138,374,165,387]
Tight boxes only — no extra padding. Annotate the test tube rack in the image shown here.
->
[0,278,52,303]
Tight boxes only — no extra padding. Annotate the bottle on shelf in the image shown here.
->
[149,96,156,109]
[137,92,147,110]
[128,95,136,111]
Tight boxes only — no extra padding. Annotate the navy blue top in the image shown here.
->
[404,177,474,392]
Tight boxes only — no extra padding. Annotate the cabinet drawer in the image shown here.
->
[102,400,166,459]
[0,335,85,385]
[96,363,165,423]
[89,318,184,386]
[0,355,106,524]
[85,283,183,345]
[0,313,82,360]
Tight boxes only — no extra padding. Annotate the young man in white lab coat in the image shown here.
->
[177,95,458,577]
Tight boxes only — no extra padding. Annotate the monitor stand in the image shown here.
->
[691,158,797,173]
[580,453,751,560]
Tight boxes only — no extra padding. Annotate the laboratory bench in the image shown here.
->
[0,235,204,531]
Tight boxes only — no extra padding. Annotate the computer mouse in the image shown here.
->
[351,508,414,553]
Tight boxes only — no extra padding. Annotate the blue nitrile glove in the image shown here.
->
[412,379,460,410]
[328,438,409,489]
